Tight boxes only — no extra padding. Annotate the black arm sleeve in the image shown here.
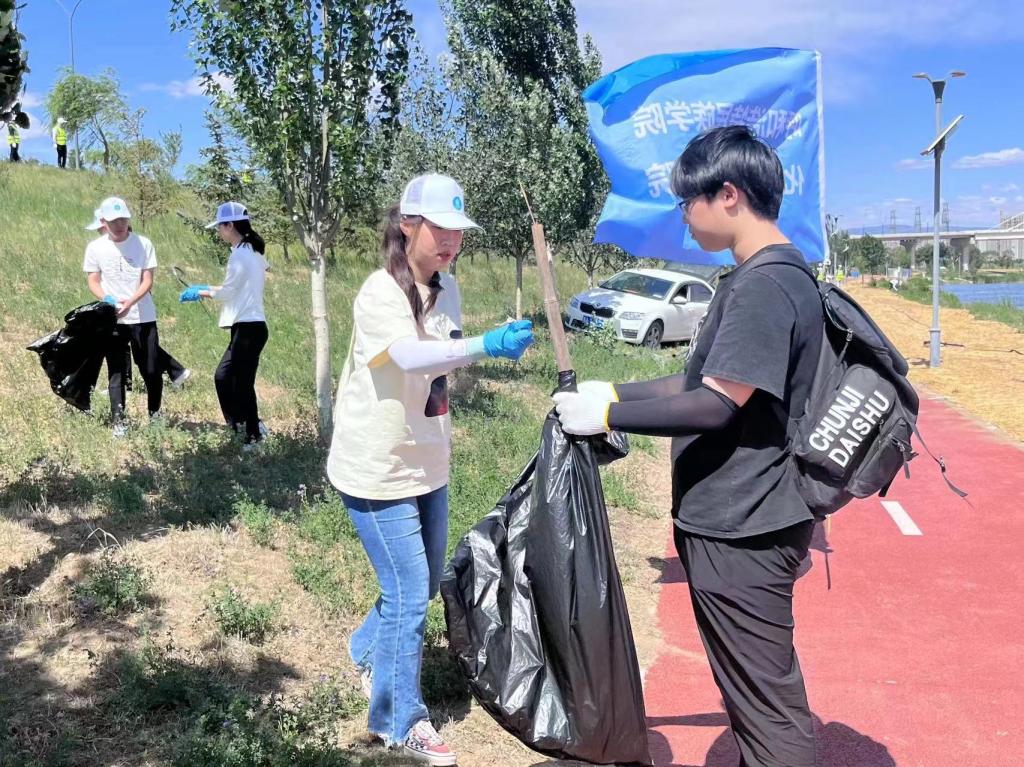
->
[607,384,739,438]
[615,372,686,402]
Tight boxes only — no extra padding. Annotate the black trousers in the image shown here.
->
[9,145,19,162]
[105,322,163,421]
[675,520,816,767]
[56,144,67,168]
[215,321,268,440]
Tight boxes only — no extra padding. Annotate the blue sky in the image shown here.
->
[14,0,1024,231]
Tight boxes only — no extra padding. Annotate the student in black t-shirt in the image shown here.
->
[553,125,824,767]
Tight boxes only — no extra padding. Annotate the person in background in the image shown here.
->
[52,117,68,168]
[84,197,169,437]
[180,202,270,451]
[7,124,19,162]
[85,209,192,392]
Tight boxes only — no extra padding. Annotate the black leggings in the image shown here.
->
[215,322,268,441]
[105,322,163,421]
[56,144,67,168]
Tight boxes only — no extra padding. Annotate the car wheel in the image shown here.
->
[642,320,663,350]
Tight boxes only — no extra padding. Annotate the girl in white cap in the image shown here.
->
[180,202,269,450]
[85,210,192,393]
[83,196,172,436]
[326,174,534,765]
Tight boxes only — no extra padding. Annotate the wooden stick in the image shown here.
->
[531,221,573,374]
[520,181,573,373]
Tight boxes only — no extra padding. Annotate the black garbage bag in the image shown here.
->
[27,301,117,412]
[441,371,652,766]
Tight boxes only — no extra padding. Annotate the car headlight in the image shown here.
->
[570,297,580,309]
[619,311,645,321]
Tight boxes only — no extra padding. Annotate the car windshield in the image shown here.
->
[599,272,674,300]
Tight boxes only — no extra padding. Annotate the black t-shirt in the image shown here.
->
[671,244,823,538]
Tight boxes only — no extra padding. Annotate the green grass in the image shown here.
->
[73,549,154,617]
[208,586,280,644]
[0,163,678,765]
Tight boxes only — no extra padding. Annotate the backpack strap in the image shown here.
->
[910,421,970,501]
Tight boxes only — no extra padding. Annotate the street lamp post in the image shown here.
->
[913,70,966,369]
[53,0,87,170]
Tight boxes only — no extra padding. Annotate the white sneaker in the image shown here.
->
[403,720,457,766]
[170,368,192,390]
[359,666,372,699]
[112,422,128,439]
[149,411,164,426]
[241,438,264,454]
[258,421,269,438]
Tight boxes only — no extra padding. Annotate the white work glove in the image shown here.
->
[576,380,619,403]
[552,391,612,436]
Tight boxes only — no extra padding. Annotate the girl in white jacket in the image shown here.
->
[180,202,269,450]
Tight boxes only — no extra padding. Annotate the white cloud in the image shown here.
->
[895,158,930,171]
[953,148,1024,170]
[19,90,44,109]
[18,112,52,142]
[140,73,235,99]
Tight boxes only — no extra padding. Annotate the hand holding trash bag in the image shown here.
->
[552,390,612,436]
[576,379,618,403]
[482,319,534,360]
[179,285,210,303]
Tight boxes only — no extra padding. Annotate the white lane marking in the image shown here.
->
[881,501,923,536]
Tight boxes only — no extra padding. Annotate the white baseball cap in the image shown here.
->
[99,197,131,221]
[400,174,480,231]
[206,201,250,229]
[85,208,103,231]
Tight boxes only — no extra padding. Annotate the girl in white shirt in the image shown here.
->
[326,174,533,765]
[180,202,269,450]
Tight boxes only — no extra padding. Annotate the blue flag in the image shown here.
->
[583,48,827,265]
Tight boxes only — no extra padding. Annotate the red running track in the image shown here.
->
[643,396,1024,767]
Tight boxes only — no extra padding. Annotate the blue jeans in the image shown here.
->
[341,486,449,745]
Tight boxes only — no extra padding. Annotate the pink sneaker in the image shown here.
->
[403,719,457,766]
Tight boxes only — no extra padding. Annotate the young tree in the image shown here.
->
[172,0,413,436]
[108,109,181,227]
[46,68,127,170]
[444,0,605,318]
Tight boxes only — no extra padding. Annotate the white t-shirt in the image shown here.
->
[213,243,268,328]
[327,269,463,500]
[82,233,158,325]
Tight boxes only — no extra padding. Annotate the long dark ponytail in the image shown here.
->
[382,205,441,324]
[233,218,266,255]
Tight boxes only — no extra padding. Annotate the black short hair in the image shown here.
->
[670,125,785,220]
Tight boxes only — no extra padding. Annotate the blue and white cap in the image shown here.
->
[98,197,131,221]
[206,201,250,229]
[85,208,103,231]
[400,173,481,231]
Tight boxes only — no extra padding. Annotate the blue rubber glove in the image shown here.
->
[102,295,118,306]
[179,285,210,303]
[482,319,535,360]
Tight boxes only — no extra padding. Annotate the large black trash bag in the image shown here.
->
[441,370,652,766]
[27,301,117,412]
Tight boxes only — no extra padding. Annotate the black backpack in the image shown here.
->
[754,258,966,517]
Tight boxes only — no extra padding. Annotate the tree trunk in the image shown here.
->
[587,268,595,288]
[309,247,333,439]
[515,253,524,320]
[282,241,291,263]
